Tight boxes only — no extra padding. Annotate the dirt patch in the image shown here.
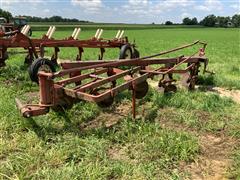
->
[80,100,131,130]
[2,79,15,86]
[184,134,236,180]
[194,110,211,123]
[158,118,238,180]
[205,86,240,104]
[149,79,240,104]
[108,145,131,162]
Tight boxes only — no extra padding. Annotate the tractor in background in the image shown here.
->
[0,16,32,36]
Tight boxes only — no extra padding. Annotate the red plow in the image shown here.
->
[0,26,139,77]
[16,40,210,118]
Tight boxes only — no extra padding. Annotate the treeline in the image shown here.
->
[0,9,13,21]
[0,9,90,23]
[166,14,240,27]
[200,14,240,27]
[24,16,91,23]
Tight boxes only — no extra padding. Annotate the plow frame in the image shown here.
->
[0,27,137,66]
[16,40,210,118]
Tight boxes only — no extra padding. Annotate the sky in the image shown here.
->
[0,0,239,24]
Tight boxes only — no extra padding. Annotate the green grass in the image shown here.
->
[29,22,203,31]
[0,27,239,179]
[230,149,240,179]
[28,28,240,88]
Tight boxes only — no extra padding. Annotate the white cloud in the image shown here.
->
[230,2,240,14]
[1,0,43,5]
[181,12,192,19]
[195,0,223,12]
[230,3,240,10]
[122,0,195,16]
[129,0,148,5]
[43,9,50,13]
[71,0,102,13]
[122,0,149,15]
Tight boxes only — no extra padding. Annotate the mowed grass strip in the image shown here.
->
[0,28,239,179]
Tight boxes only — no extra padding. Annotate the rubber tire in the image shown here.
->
[29,58,56,83]
[119,44,133,59]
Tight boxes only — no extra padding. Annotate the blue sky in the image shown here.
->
[0,0,239,23]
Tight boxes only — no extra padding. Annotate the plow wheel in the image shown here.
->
[29,58,56,83]
[119,44,134,70]
[119,44,133,59]
[91,88,114,108]
[52,97,74,112]
[135,81,149,99]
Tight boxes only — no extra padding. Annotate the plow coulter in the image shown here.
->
[0,26,139,79]
[16,40,210,118]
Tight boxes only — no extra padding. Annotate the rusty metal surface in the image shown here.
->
[16,41,210,118]
[0,29,135,67]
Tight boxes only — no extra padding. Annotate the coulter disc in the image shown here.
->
[135,81,149,99]
[91,88,114,108]
[164,84,177,94]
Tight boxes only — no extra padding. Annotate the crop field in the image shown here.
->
[0,27,239,179]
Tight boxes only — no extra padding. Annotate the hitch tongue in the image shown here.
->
[15,98,31,118]
[15,98,49,118]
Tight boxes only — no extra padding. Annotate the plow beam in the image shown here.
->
[58,56,207,78]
